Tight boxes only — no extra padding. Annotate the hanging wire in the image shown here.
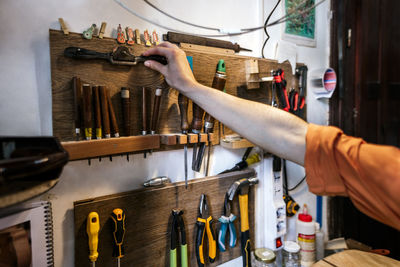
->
[113,0,326,37]
[262,0,281,58]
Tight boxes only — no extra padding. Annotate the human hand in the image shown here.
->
[142,42,198,93]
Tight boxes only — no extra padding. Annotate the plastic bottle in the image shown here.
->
[296,204,315,267]
[315,222,324,261]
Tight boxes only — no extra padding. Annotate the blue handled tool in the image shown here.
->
[218,193,237,252]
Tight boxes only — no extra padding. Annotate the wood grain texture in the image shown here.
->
[314,250,400,267]
[74,169,257,267]
[50,29,305,147]
[62,135,160,160]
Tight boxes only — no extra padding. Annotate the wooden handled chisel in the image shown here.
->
[178,93,189,188]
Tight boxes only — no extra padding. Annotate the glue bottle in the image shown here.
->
[296,204,315,267]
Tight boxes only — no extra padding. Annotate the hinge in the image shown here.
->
[353,107,358,119]
[347,28,352,48]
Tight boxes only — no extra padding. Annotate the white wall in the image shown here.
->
[0,0,331,266]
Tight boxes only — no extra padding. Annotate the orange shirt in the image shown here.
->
[305,124,400,230]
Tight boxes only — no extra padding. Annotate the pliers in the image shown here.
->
[170,209,188,267]
[196,194,217,267]
[217,193,237,252]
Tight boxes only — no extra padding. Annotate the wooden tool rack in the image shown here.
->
[74,169,256,267]
[50,29,305,160]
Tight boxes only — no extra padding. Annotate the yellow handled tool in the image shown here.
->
[86,212,100,267]
[110,208,126,267]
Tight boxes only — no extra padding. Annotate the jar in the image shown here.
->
[282,241,301,267]
[252,248,276,267]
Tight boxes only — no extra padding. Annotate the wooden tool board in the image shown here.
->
[50,29,304,143]
[74,169,256,266]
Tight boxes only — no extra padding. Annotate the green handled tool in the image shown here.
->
[110,208,126,267]
[170,209,188,267]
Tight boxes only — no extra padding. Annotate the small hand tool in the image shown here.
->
[64,46,168,66]
[99,86,111,138]
[98,22,107,39]
[218,193,237,252]
[144,29,152,46]
[191,101,204,170]
[126,27,135,45]
[83,24,96,40]
[288,88,299,114]
[152,30,160,45]
[135,29,141,44]
[219,153,260,175]
[282,159,299,217]
[194,60,227,173]
[295,65,308,117]
[150,87,162,135]
[178,93,189,188]
[272,69,290,112]
[170,209,188,267]
[86,212,100,267]
[196,194,217,266]
[110,208,126,267]
[121,87,131,136]
[93,86,102,139]
[142,87,149,158]
[143,176,171,187]
[82,84,93,140]
[227,178,259,267]
[72,77,82,140]
[117,24,125,44]
[163,31,252,53]
[107,90,120,137]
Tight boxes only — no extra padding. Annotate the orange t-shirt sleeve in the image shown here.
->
[305,123,400,230]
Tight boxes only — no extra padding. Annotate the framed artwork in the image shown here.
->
[282,0,316,47]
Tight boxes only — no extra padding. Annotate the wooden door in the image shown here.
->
[329,0,400,260]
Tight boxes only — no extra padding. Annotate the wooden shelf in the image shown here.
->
[160,133,218,146]
[62,135,160,160]
[220,136,255,149]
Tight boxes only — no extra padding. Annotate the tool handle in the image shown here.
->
[206,216,217,262]
[170,248,177,267]
[150,88,162,134]
[241,230,251,267]
[228,220,237,248]
[195,219,206,267]
[93,86,102,139]
[138,55,168,65]
[181,244,188,267]
[107,90,119,137]
[72,77,82,135]
[178,93,189,133]
[110,209,125,258]
[121,87,131,136]
[239,194,251,267]
[217,219,229,252]
[191,102,204,133]
[142,87,148,135]
[204,71,226,133]
[82,84,92,140]
[86,212,100,262]
[64,47,110,60]
[275,81,290,111]
[99,86,111,138]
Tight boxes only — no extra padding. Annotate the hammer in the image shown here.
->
[227,177,259,267]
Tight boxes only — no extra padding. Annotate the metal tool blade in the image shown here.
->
[205,144,212,177]
[194,143,206,172]
[184,144,188,188]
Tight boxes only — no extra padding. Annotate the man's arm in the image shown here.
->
[143,42,308,165]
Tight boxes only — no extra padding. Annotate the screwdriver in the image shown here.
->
[110,208,126,267]
[194,60,227,173]
[86,212,100,267]
[178,93,189,188]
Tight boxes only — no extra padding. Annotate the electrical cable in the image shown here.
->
[114,0,326,37]
[283,159,306,192]
[262,0,281,58]
[286,175,306,191]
